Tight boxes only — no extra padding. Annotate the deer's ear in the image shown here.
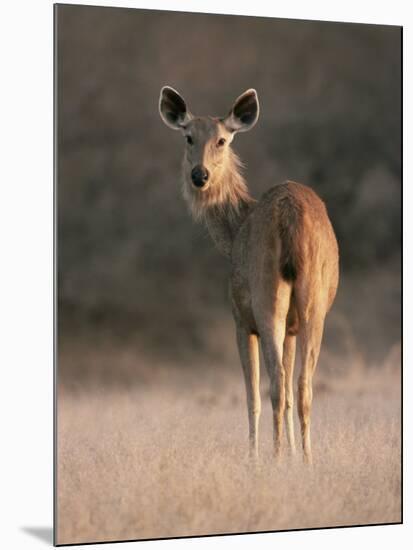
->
[159,86,192,130]
[223,89,259,133]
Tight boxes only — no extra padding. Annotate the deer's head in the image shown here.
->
[159,87,259,199]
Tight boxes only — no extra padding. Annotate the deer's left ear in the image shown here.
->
[223,89,259,133]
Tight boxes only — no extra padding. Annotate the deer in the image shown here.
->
[159,86,339,464]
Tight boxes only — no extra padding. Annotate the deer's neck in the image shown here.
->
[188,151,255,258]
[204,196,253,258]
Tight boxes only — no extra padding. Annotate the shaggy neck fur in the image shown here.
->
[182,149,256,258]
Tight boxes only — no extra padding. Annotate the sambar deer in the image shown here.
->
[159,87,339,464]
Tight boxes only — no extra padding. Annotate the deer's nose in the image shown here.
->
[191,165,209,188]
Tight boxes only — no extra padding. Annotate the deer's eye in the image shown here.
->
[217,138,226,147]
[186,135,193,145]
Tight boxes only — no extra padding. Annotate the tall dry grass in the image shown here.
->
[56,351,401,545]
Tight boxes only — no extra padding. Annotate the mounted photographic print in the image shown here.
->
[54,3,402,545]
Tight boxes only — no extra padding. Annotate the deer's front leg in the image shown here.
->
[236,326,261,460]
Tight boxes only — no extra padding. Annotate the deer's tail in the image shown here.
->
[278,195,302,283]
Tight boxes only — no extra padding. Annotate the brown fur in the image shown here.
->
[159,87,339,463]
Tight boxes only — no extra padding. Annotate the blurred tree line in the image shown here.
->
[57,5,401,358]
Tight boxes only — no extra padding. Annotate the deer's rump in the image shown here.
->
[231,180,339,334]
[255,180,338,285]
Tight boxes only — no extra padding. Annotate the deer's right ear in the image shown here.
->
[159,86,192,130]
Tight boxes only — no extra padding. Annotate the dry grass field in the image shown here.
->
[56,340,401,545]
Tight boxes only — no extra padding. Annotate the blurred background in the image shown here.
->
[56,5,401,389]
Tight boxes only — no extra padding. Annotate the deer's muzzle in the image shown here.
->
[191,165,209,188]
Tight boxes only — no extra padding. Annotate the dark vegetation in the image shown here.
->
[57,6,401,365]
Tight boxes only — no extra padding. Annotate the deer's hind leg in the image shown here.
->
[283,333,297,455]
[256,278,292,459]
[236,326,261,460]
[283,299,299,455]
[296,310,325,464]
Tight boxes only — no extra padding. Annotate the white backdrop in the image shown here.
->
[0,1,409,549]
